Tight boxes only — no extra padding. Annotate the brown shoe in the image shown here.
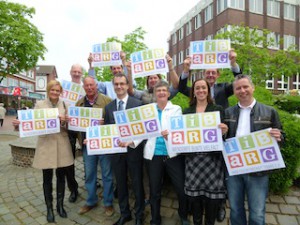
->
[78,204,97,215]
[104,205,115,217]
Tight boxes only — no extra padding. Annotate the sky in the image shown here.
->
[9,0,199,81]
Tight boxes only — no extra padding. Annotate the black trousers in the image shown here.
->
[66,130,78,192]
[146,155,188,225]
[111,153,145,219]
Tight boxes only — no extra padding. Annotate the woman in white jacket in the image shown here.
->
[144,80,189,225]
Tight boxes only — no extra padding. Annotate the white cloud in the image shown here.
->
[8,0,198,81]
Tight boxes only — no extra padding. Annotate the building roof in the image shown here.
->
[35,65,57,77]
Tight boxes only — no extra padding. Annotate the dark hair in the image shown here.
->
[189,78,214,107]
[146,74,162,89]
[110,65,123,70]
[233,74,254,88]
[112,73,129,84]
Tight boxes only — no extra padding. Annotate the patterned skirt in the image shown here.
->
[184,152,226,199]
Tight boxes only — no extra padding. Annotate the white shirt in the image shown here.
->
[116,94,129,110]
[236,99,256,137]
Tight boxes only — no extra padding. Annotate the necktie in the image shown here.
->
[118,100,124,111]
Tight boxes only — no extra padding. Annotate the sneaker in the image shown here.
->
[104,205,115,217]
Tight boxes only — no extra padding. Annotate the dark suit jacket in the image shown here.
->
[179,70,241,109]
[104,95,144,160]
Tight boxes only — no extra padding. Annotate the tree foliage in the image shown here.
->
[214,24,300,86]
[92,27,148,89]
[0,1,47,80]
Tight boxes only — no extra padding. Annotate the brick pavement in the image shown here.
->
[0,115,300,225]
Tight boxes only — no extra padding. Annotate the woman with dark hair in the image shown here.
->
[13,80,73,223]
[183,78,228,225]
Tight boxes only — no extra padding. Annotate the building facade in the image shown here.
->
[168,0,300,91]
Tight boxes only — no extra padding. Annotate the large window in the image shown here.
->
[205,4,213,23]
[267,32,280,49]
[284,35,296,50]
[267,0,280,17]
[172,33,177,45]
[229,0,244,10]
[178,27,184,40]
[186,47,190,57]
[172,54,177,67]
[194,13,201,29]
[249,0,263,14]
[186,21,192,36]
[284,3,296,20]
[8,78,18,87]
[217,0,228,14]
[0,77,7,86]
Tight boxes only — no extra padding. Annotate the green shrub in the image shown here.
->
[273,95,300,114]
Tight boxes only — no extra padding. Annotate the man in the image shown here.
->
[77,76,115,216]
[178,50,241,221]
[104,73,145,225]
[179,49,241,109]
[88,52,130,99]
[224,75,283,225]
[0,103,6,127]
[65,64,82,203]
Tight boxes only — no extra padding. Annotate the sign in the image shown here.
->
[61,80,85,106]
[223,129,285,176]
[190,39,231,70]
[114,103,161,142]
[168,111,224,153]
[131,49,168,78]
[68,107,103,132]
[18,108,60,137]
[86,125,126,155]
[92,42,122,67]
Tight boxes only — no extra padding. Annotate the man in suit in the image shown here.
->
[104,73,145,225]
[178,50,242,222]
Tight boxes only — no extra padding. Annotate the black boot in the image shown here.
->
[43,182,55,223]
[192,200,203,225]
[56,173,67,218]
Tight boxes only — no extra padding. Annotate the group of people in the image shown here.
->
[12,50,283,225]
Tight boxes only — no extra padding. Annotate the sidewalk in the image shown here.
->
[0,116,299,225]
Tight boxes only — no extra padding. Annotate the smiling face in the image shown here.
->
[113,76,129,99]
[234,77,255,106]
[154,85,170,104]
[48,84,62,102]
[83,77,98,98]
[204,69,220,87]
[70,64,83,84]
[193,79,209,102]
[111,65,123,75]
[147,75,161,89]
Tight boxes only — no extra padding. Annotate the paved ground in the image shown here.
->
[0,115,300,225]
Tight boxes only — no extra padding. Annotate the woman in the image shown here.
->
[13,80,73,223]
[144,80,189,225]
[184,78,228,225]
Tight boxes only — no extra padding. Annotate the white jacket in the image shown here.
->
[144,101,182,160]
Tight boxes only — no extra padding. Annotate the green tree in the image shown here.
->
[214,24,300,86]
[91,27,148,89]
[0,1,47,81]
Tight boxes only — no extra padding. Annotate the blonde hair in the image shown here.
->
[46,80,63,95]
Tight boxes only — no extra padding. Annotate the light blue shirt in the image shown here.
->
[154,107,168,155]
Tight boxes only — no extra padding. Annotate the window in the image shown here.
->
[267,32,280,49]
[267,0,280,17]
[178,27,184,40]
[205,34,214,40]
[284,35,295,50]
[172,54,177,67]
[186,21,192,36]
[172,33,177,45]
[229,0,244,10]
[0,77,7,86]
[284,3,296,20]
[179,51,184,64]
[205,4,213,23]
[266,78,274,89]
[8,78,18,87]
[292,73,300,90]
[186,48,190,57]
[217,0,228,14]
[194,14,201,30]
[249,0,263,14]
[277,75,288,90]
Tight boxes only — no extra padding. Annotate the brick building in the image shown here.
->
[167,0,300,91]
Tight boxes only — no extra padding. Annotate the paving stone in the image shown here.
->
[269,195,286,203]
[161,196,172,207]
[284,196,300,204]
[266,203,280,213]
[265,213,278,224]
[279,204,299,215]
[277,215,299,225]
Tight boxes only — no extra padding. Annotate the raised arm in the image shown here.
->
[178,56,192,97]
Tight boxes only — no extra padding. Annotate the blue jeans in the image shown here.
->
[226,173,269,225]
[82,146,113,207]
